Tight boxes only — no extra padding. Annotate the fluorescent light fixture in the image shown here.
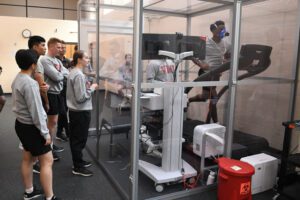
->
[103,0,131,15]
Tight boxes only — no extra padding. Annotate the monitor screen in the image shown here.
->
[142,33,206,60]
[142,34,176,60]
[180,36,206,60]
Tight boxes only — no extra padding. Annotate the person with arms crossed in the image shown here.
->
[28,35,49,174]
[55,40,71,142]
[38,38,69,161]
[30,36,49,112]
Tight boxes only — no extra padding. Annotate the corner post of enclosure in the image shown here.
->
[185,15,192,81]
[77,0,83,49]
[289,1,300,122]
[224,0,242,157]
[95,0,101,159]
[130,0,143,199]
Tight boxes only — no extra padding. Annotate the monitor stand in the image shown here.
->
[139,51,197,192]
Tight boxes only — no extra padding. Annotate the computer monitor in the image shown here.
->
[142,34,176,60]
[180,36,206,60]
[142,33,206,60]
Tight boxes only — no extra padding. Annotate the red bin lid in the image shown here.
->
[218,157,255,177]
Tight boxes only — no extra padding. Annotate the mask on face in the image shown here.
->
[219,28,226,39]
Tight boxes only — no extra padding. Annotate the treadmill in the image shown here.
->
[183,44,273,156]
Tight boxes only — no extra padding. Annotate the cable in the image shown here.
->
[162,86,180,126]
[182,171,201,190]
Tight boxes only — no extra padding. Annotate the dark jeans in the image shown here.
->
[69,110,91,168]
[57,87,69,137]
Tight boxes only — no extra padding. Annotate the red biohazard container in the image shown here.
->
[217,157,255,200]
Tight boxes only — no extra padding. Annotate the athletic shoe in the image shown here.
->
[56,134,68,142]
[23,187,42,200]
[33,163,40,174]
[82,161,92,168]
[72,167,93,177]
[52,151,60,161]
[52,144,64,153]
[44,195,61,200]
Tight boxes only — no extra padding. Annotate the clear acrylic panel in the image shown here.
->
[79,1,134,198]
[233,0,299,159]
[144,0,226,15]
[234,83,291,153]
[137,1,233,199]
[240,0,299,79]
[100,0,133,7]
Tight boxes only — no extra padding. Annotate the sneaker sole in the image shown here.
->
[53,157,60,161]
[83,163,92,168]
[55,136,68,142]
[52,148,64,153]
[33,169,40,174]
[72,170,93,177]
[24,193,42,200]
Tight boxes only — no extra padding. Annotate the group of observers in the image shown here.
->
[12,36,98,200]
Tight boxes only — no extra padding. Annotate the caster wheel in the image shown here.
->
[155,184,164,192]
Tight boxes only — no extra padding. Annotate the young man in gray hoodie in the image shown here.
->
[37,38,69,160]
[12,49,61,200]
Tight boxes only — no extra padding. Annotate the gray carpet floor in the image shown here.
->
[0,95,121,200]
[0,95,296,200]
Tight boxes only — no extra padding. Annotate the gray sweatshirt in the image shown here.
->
[11,73,50,140]
[37,55,69,94]
[66,68,95,111]
[146,59,175,82]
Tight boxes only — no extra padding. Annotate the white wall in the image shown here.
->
[0,16,77,93]
[0,0,77,20]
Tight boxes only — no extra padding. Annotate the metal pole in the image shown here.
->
[224,0,242,157]
[185,16,191,81]
[76,0,83,49]
[288,2,300,152]
[63,0,65,20]
[130,0,143,199]
[95,0,101,159]
[288,1,300,122]
[25,0,28,18]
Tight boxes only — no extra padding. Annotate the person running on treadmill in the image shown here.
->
[188,20,230,123]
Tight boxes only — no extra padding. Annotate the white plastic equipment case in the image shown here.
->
[241,153,278,194]
[193,123,225,158]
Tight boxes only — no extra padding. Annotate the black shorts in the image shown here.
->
[198,69,220,91]
[15,120,51,157]
[47,93,63,115]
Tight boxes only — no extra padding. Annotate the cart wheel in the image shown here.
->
[272,193,280,200]
[155,184,164,192]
